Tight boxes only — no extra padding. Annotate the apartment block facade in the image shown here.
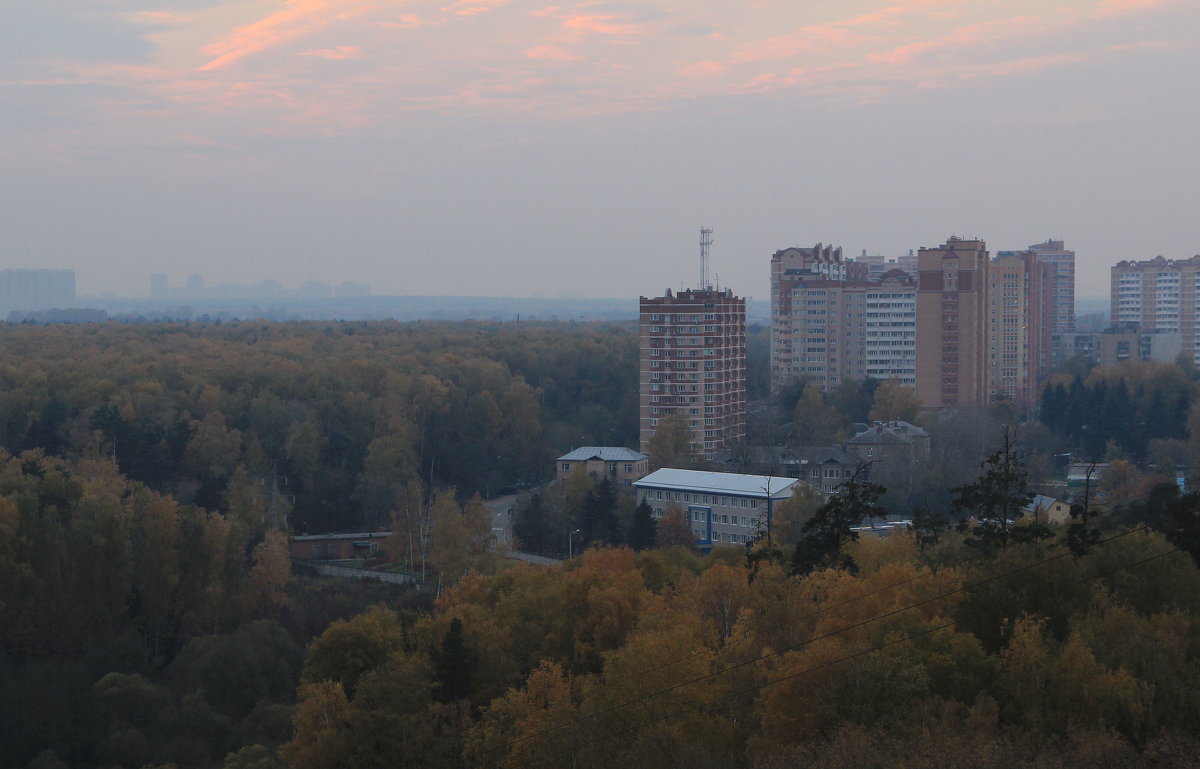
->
[639,288,747,461]
[771,236,1068,412]
[989,250,1051,410]
[1029,239,1075,334]
[634,468,798,549]
[915,238,1056,412]
[865,273,918,385]
[771,244,915,392]
[915,237,991,409]
[1111,255,1200,361]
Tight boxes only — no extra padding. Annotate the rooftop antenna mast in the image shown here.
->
[699,226,713,290]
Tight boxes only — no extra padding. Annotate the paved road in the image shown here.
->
[484,493,518,548]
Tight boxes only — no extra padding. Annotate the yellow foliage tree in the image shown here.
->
[867,379,921,424]
[243,529,291,615]
[279,681,352,769]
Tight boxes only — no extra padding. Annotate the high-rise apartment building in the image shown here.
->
[773,236,1061,412]
[771,244,915,393]
[989,250,1050,410]
[865,272,918,385]
[1111,255,1200,361]
[639,288,746,461]
[915,237,991,409]
[916,237,1053,413]
[771,244,861,392]
[1029,240,1075,334]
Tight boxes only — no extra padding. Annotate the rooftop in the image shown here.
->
[635,468,798,499]
[558,446,648,462]
[847,421,928,445]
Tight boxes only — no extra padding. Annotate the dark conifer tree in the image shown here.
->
[434,618,476,704]
[580,476,622,547]
[512,492,550,554]
[952,427,1041,554]
[791,468,884,577]
[628,500,657,552]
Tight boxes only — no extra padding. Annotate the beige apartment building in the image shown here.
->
[1030,239,1075,334]
[639,288,747,461]
[1111,255,1200,361]
[770,244,914,393]
[915,237,991,409]
[916,237,1056,413]
[772,236,1066,413]
[989,250,1051,411]
[556,447,649,489]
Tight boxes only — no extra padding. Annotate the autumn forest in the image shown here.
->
[5,319,1200,769]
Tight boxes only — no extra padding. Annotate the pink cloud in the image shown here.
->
[677,60,727,78]
[300,46,363,60]
[444,0,510,17]
[865,40,938,67]
[730,22,877,64]
[199,0,378,71]
[960,52,1088,80]
[561,15,646,36]
[524,45,583,61]
[378,14,425,29]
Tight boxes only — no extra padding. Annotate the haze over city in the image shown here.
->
[4,0,1197,299]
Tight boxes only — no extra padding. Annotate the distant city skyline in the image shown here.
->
[4,1,1197,300]
[64,236,1128,302]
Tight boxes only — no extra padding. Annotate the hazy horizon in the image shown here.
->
[4,0,1197,300]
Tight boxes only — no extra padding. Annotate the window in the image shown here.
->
[625,463,633,473]
[562,463,571,472]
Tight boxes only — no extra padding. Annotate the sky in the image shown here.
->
[2,0,1197,300]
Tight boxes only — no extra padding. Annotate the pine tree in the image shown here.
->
[952,426,1040,554]
[580,476,622,547]
[628,500,657,552]
[434,618,476,704]
[791,468,884,577]
[513,492,550,554]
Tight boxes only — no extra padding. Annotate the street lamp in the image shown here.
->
[569,529,582,559]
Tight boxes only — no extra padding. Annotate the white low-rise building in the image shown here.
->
[634,468,799,549]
